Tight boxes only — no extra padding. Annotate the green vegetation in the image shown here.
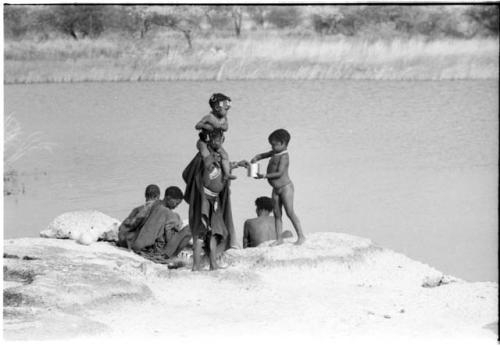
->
[3,5,499,83]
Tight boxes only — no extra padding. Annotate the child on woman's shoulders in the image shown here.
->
[195,93,236,181]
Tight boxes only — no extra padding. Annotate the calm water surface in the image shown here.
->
[4,80,498,282]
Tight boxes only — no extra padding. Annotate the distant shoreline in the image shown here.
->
[4,35,499,84]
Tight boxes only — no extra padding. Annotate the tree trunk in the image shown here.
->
[232,7,242,37]
[182,29,192,49]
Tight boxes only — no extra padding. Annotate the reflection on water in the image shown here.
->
[3,80,498,282]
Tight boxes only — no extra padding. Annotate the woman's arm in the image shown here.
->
[230,160,249,169]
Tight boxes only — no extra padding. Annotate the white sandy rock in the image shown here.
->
[4,233,497,342]
[39,210,119,244]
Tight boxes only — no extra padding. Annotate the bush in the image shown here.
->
[4,5,31,38]
[465,5,499,36]
[266,6,301,29]
[51,5,109,39]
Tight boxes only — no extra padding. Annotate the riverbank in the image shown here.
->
[3,232,497,342]
[4,33,499,83]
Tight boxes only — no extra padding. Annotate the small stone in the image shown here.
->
[399,309,405,313]
[383,315,391,319]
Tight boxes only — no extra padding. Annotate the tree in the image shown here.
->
[52,5,109,39]
[121,5,153,38]
[231,6,243,37]
[245,5,269,28]
[99,5,144,36]
[204,5,243,37]
[4,5,30,38]
[465,5,499,36]
[145,6,204,49]
[265,6,301,29]
[308,6,342,35]
[204,5,232,30]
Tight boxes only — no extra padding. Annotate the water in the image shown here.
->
[3,80,498,282]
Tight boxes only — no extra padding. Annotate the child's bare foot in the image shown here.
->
[209,264,227,271]
[270,239,284,246]
[192,264,202,271]
[227,174,237,180]
[294,236,306,246]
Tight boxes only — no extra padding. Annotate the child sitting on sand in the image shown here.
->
[250,129,306,246]
[195,93,236,180]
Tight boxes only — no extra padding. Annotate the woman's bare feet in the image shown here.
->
[270,239,284,246]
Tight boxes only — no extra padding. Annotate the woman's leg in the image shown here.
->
[192,234,202,271]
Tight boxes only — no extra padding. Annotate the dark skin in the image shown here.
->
[192,136,247,271]
[164,196,182,210]
[195,100,235,180]
[194,101,230,132]
[123,194,160,251]
[248,139,306,246]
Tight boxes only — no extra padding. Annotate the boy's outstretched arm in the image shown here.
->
[251,151,273,163]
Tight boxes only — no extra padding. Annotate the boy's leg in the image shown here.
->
[218,147,236,180]
[192,234,202,271]
[280,183,306,245]
[270,188,284,246]
[197,139,211,158]
[163,226,191,258]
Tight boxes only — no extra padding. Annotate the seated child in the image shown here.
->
[195,93,236,180]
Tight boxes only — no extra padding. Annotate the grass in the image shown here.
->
[4,114,54,195]
[3,32,499,83]
[4,114,53,168]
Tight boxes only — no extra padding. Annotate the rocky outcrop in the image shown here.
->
[4,238,153,339]
[3,233,498,341]
[39,210,119,244]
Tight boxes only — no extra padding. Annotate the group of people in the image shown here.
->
[117,92,306,271]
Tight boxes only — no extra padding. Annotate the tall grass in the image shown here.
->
[4,33,499,83]
[4,114,53,168]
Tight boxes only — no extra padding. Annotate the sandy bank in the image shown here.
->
[3,233,497,342]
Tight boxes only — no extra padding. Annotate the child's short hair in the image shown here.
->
[164,186,183,200]
[268,129,291,145]
[209,93,231,110]
[255,196,273,212]
[145,184,160,200]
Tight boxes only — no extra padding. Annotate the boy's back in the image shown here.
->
[243,215,276,248]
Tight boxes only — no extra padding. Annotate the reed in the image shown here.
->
[4,34,499,83]
[4,114,53,168]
